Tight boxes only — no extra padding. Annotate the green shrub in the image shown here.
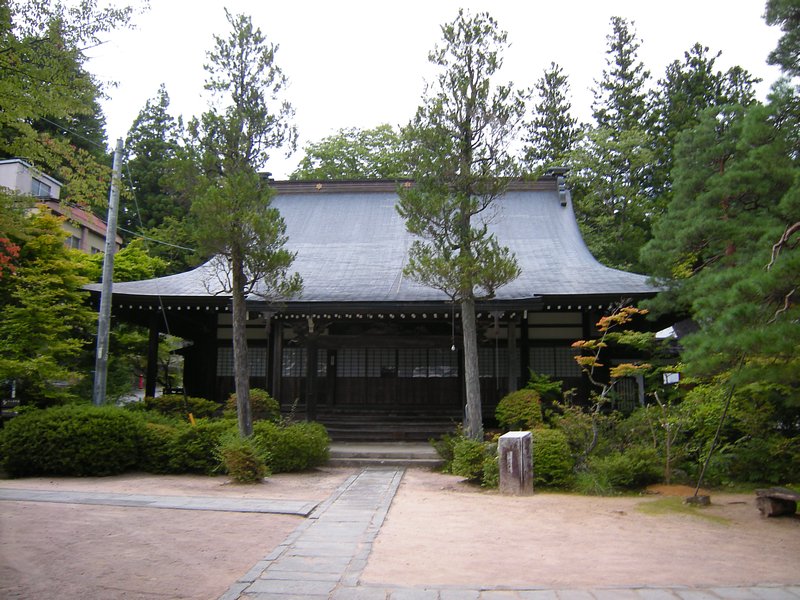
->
[496,389,543,431]
[574,469,615,496]
[143,394,220,419]
[216,432,271,483]
[225,388,281,422]
[451,437,489,481]
[532,428,574,488]
[170,419,236,474]
[429,425,463,473]
[138,421,183,474]
[0,405,143,477]
[585,445,661,493]
[252,421,330,473]
[721,435,800,485]
[481,447,500,488]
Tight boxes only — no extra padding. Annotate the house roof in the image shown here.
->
[94,178,656,308]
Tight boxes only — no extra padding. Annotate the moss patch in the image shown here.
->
[636,496,731,525]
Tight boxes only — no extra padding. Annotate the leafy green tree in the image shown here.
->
[122,84,187,233]
[642,87,799,404]
[0,0,135,206]
[398,9,527,440]
[291,124,407,180]
[647,43,758,208]
[569,126,653,270]
[73,238,167,282]
[189,11,301,437]
[765,0,800,77]
[592,16,650,133]
[71,239,171,402]
[570,17,653,270]
[0,202,95,406]
[521,62,580,174]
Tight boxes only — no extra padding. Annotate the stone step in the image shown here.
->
[328,442,444,469]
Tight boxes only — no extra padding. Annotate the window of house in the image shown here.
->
[31,178,51,198]
[529,346,581,378]
[218,346,267,377]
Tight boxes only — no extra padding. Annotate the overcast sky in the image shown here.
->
[86,0,784,179]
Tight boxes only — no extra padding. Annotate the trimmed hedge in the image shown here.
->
[0,405,330,478]
[143,394,220,419]
[252,421,330,473]
[496,389,543,431]
[225,388,281,422]
[169,419,236,474]
[1,404,142,477]
[216,431,271,483]
[532,428,574,488]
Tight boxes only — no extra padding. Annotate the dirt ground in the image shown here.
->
[364,470,800,589]
[1,468,799,599]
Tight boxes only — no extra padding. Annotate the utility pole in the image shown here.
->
[92,138,123,406]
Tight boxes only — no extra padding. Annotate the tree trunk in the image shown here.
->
[231,254,253,437]
[461,296,483,441]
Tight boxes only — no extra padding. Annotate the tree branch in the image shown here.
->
[767,221,800,271]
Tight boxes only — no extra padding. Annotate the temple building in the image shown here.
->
[90,174,656,437]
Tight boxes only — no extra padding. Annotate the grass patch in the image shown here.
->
[636,496,731,525]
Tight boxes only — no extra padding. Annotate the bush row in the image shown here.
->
[0,403,329,478]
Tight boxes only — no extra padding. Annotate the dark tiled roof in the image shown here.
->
[97,180,655,304]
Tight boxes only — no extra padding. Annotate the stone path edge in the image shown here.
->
[0,487,318,516]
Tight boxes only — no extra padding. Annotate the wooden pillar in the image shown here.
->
[305,317,318,421]
[519,313,529,384]
[145,313,159,398]
[270,319,283,400]
[507,318,517,392]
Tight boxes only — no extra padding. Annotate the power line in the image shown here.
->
[117,225,195,252]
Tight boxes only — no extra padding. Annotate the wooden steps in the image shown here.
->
[327,442,444,469]
[314,410,461,443]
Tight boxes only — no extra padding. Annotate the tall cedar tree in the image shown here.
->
[522,62,580,174]
[398,10,527,440]
[647,43,758,211]
[570,17,653,271]
[291,124,408,180]
[123,85,186,233]
[189,11,301,437]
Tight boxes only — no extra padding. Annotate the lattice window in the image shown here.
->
[398,348,428,378]
[427,348,458,378]
[282,348,306,377]
[530,346,581,378]
[217,347,234,376]
[337,348,366,377]
[317,350,328,376]
[366,348,396,377]
[217,346,268,377]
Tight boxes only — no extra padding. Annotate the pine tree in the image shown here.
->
[398,9,527,440]
[521,62,580,174]
[647,43,758,209]
[123,85,186,233]
[570,17,653,270]
[189,11,301,437]
[592,16,650,134]
[641,90,798,393]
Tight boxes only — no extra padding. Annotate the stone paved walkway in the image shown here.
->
[217,467,800,600]
[4,469,799,599]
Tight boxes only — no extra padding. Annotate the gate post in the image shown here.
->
[498,431,533,495]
